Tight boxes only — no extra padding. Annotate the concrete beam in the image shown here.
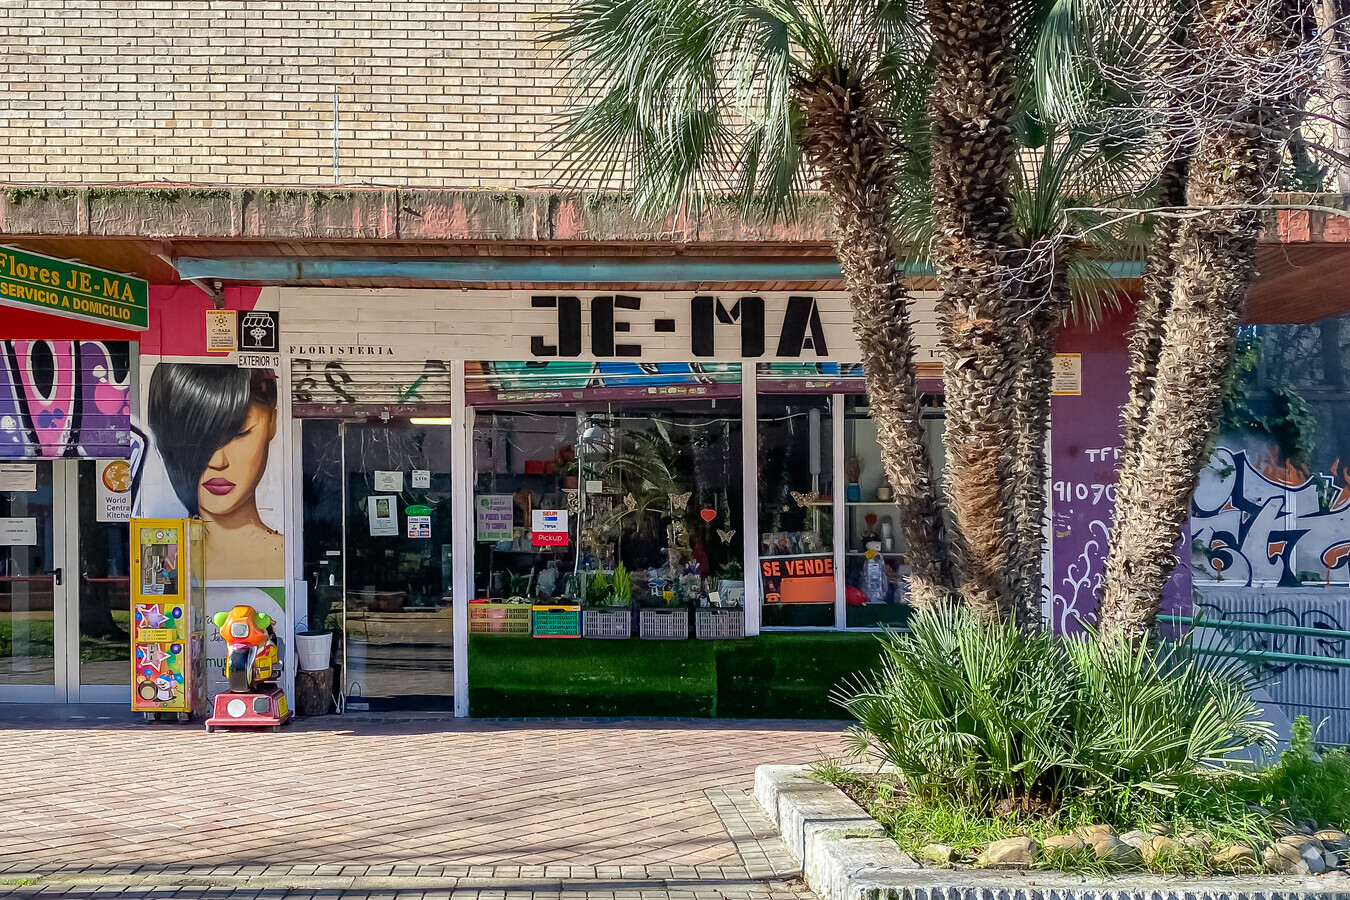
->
[0,185,835,244]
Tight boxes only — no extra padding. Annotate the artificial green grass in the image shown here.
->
[468,632,882,718]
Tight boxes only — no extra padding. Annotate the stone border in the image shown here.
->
[753,765,1350,900]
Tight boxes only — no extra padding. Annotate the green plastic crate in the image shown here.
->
[532,604,582,638]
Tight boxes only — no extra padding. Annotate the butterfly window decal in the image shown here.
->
[717,529,736,544]
[623,493,637,511]
[790,490,820,509]
[669,491,691,513]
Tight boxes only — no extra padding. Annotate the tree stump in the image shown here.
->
[295,667,335,717]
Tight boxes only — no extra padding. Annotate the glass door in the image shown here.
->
[0,460,132,704]
[339,419,456,711]
[70,460,131,702]
[0,460,66,702]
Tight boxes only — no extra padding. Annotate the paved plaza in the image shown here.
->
[0,714,844,898]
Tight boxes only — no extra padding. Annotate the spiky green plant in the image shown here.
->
[612,562,633,606]
[587,570,612,607]
[835,605,1275,814]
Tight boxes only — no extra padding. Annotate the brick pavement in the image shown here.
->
[0,715,842,897]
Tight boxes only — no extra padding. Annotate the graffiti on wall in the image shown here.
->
[1192,447,1350,586]
[0,340,132,459]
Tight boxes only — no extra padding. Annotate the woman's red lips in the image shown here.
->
[201,478,236,496]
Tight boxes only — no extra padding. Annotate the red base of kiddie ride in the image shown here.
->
[205,685,292,733]
[204,604,292,733]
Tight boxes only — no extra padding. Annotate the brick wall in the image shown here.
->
[0,1,571,187]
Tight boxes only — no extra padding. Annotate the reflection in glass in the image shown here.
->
[844,395,945,628]
[757,395,835,627]
[472,399,743,612]
[0,462,56,686]
[77,460,131,686]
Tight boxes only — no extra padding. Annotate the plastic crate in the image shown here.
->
[695,608,744,639]
[583,607,632,639]
[533,604,582,638]
[639,608,689,640]
[468,602,531,635]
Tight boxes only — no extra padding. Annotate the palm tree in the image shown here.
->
[895,129,1148,627]
[921,0,1034,623]
[1035,0,1310,636]
[548,0,954,608]
[1006,131,1144,625]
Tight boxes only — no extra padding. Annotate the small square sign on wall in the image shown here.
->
[238,310,280,353]
[1051,353,1082,396]
[205,309,237,354]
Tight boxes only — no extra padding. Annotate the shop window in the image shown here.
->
[470,399,743,617]
[756,395,835,627]
[468,361,744,633]
[843,394,945,628]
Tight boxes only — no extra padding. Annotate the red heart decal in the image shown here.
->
[700,508,717,523]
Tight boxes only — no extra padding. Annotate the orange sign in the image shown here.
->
[761,555,835,604]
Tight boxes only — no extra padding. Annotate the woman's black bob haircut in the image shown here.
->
[147,364,278,515]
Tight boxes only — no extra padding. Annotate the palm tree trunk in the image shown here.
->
[924,0,1025,622]
[1119,153,1190,472]
[796,77,953,609]
[1098,0,1302,637]
[1010,258,1069,628]
[1315,0,1350,193]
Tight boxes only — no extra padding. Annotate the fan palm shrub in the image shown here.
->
[835,605,1275,815]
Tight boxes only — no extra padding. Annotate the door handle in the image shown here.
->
[46,567,63,586]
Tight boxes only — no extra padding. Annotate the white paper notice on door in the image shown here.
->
[0,462,37,493]
[374,470,404,492]
[368,495,398,536]
[0,517,38,546]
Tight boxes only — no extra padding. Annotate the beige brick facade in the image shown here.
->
[0,1,572,187]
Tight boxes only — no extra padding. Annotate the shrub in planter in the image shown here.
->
[834,605,1274,818]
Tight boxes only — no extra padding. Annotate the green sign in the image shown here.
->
[0,245,148,330]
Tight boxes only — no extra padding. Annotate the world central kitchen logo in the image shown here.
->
[528,294,830,359]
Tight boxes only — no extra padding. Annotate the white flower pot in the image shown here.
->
[295,631,334,672]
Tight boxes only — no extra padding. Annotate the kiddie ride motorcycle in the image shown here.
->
[204,604,293,733]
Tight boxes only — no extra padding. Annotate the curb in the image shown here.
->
[752,765,1350,900]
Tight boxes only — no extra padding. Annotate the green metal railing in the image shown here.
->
[1158,614,1350,669]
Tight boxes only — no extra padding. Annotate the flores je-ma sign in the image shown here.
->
[0,246,148,330]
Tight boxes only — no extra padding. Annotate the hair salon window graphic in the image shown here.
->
[141,364,284,583]
[0,340,132,459]
[135,361,288,701]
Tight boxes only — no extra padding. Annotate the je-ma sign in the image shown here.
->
[0,246,149,330]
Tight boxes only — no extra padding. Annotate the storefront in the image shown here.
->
[1,251,147,704]
[281,287,945,714]
[0,271,1120,718]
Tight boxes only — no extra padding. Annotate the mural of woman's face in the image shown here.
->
[197,402,277,519]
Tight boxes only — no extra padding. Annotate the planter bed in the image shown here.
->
[753,765,1350,900]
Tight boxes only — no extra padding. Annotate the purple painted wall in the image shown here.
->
[1048,306,1191,632]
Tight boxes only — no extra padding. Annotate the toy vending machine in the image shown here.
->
[130,518,207,722]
